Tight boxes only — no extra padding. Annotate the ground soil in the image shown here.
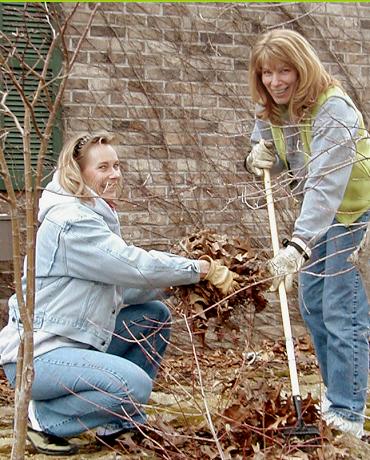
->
[0,335,369,460]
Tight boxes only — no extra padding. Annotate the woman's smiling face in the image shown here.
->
[81,143,121,201]
[261,60,298,105]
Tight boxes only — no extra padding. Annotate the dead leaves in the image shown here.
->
[171,229,269,344]
[216,382,320,457]
[155,343,330,460]
[0,368,13,405]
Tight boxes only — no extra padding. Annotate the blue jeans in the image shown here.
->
[4,301,171,437]
[299,212,369,422]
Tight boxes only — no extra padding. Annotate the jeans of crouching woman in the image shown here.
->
[3,301,171,437]
[299,211,369,423]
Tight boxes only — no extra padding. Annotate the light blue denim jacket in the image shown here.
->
[6,173,201,352]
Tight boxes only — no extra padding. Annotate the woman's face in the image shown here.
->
[261,60,298,105]
[81,143,121,201]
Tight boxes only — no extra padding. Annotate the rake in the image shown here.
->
[263,167,320,438]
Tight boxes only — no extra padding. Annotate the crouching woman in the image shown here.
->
[0,132,236,455]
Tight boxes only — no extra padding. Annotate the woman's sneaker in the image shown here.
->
[96,425,133,447]
[27,400,78,455]
[320,392,331,414]
[27,426,79,456]
[96,424,150,447]
[323,411,364,438]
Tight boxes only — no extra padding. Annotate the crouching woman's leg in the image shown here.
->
[107,300,172,380]
[93,300,172,445]
[4,346,153,449]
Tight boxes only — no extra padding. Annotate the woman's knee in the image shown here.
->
[140,301,172,339]
[115,368,153,404]
[104,357,153,403]
[133,373,152,403]
[117,301,171,328]
[145,300,172,323]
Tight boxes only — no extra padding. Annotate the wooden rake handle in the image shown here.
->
[263,168,301,397]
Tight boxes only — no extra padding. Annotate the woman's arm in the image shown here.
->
[293,96,359,244]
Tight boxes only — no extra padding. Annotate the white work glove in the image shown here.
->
[245,140,276,177]
[268,237,311,292]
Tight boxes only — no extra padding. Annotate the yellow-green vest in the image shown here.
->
[270,86,370,225]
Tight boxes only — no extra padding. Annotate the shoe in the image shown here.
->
[96,426,133,447]
[323,411,364,438]
[314,387,331,415]
[27,426,79,456]
[96,424,150,447]
[320,392,331,414]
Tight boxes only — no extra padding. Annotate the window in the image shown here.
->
[0,2,62,190]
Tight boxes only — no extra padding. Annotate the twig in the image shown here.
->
[183,313,226,460]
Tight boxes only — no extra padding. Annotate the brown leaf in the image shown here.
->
[171,229,269,343]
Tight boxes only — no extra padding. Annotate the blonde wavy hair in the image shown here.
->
[57,131,119,202]
[249,29,340,124]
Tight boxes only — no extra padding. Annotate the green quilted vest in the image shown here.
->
[270,86,370,225]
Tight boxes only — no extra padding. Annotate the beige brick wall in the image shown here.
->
[61,2,370,251]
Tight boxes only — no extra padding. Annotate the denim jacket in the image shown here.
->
[5,173,201,352]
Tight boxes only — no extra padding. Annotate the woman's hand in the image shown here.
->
[245,140,276,176]
[198,255,237,295]
[268,237,311,292]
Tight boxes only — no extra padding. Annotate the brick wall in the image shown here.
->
[61,2,370,252]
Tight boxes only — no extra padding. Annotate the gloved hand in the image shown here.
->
[199,255,237,295]
[245,139,276,177]
[267,237,311,292]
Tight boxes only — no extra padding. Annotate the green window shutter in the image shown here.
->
[0,2,62,190]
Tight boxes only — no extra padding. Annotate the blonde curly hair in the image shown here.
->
[249,29,340,124]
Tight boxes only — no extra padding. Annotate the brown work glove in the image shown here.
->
[199,255,237,295]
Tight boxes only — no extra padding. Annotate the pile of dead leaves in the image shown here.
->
[116,388,322,460]
[0,368,13,405]
[171,229,270,344]
[146,344,325,459]
[217,383,321,458]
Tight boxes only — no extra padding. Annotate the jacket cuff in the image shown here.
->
[290,236,311,259]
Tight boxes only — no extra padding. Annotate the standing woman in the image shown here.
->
[0,132,235,455]
[246,29,370,438]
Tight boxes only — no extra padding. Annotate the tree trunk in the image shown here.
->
[0,5,99,458]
